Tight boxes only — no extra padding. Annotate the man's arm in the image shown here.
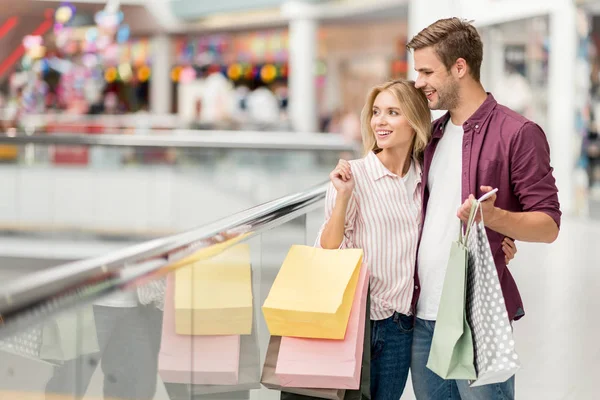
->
[459,189,559,243]
[484,192,559,243]
[489,209,558,243]
[458,122,561,243]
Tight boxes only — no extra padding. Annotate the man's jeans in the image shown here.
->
[411,318,515,400]
[370,312,414,400]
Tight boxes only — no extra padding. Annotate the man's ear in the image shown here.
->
[454,58,468,79]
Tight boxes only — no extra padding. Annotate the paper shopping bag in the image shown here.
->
[159,274,240,385]
[426,204,477,380]
[466,202,521,387]
[175,244,253,336]
[275,264,369,390]
[163,309,261,399]
[262,245,363,339]
[261,336,346,400]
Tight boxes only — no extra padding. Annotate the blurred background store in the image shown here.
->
[0,1,597,400]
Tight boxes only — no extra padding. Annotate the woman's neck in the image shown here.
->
[376,146,412,177]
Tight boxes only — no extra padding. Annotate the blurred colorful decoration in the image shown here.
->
[96,35,111,50]
[55,2,76,24]
[227,63,242,81]
[207,64,221,75]
[315,60,327,76]
[95,9,124,35]
[116,24,130,44]
[65,40,79,55]
[21,55,32,70]
[23,35,43,51]
[35,59,49,74]
[279,64,288,78]
[82,53,98,69]
[104,66,117,83]
[179,66,196,84]
[85,27,99,44]
[55,27,71,49]
[137,65,151,82]
[243,65,255,80]
[260,64,277,83]
[131,40,148,67]
[171,66,182,82]
[103,44,119,64]
[23,35,46,60]
[82,37,97,53]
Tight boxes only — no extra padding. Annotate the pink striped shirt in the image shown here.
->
[316,151,422,320]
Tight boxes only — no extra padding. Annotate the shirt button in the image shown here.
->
[475,124,479,129]
[415,285,419,290]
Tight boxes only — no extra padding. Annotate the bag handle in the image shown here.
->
[459,201,480,245]
[458,188,498,245]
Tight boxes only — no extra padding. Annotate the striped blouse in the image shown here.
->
[316,151,422,320]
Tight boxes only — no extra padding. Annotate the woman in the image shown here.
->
[317,80,517,399]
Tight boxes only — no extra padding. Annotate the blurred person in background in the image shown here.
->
[246,86,281,127]
[407,17,560,400]
[200,72,234,126]
[315,79,518,400]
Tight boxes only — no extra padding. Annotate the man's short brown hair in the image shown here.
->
[407,18,483,81]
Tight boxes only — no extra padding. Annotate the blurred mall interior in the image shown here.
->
[0,0,597,399]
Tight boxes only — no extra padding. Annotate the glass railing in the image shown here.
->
[0,180,330,400]
[0,130,358,238]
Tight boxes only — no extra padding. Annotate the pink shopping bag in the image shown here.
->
[159,274,240,385]
[275,264,369,390]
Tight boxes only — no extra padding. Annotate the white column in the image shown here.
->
[547,0,576,214]
[150,34,173,115]
[282,1,318,133]
[481,27,504,93]
[323,56,341,116]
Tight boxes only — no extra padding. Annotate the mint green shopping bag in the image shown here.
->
[426,202,478,380]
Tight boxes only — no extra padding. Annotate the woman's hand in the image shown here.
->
[329,159,355,197]
[502,237,517,265]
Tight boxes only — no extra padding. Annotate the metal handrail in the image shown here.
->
[0,181,329,337]
[0,131,359,152]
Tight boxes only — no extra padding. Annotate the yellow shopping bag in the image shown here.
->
[262,245,363,339]
[175,244,253,336]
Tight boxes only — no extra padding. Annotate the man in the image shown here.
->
[406,18,561,399]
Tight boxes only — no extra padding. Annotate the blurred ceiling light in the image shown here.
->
[227,64,242,81]
[171,66,182,82]
[137,66,151,82]
[105,67,117,83]
[118,63,133,82]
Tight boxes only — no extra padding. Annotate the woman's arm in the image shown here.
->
[316,159,357,249]
[320,192,352,249]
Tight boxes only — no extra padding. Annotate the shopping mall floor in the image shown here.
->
[0,213,597,400]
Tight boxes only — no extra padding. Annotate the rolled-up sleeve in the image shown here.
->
[314,182,358,249]
[510,122,562,228]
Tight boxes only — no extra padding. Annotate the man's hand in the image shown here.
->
[457,186,499,225]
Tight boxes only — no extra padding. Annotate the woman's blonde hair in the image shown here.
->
[360,80,431,160]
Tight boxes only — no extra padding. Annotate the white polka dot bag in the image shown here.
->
[465,201,521,387]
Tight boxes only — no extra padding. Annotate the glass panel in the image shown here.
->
[0,211,316,399]
[0,141,350,238]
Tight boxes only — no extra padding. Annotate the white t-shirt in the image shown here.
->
[417,119,464,320]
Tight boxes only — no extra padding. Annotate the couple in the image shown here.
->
[319,18,561,400]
